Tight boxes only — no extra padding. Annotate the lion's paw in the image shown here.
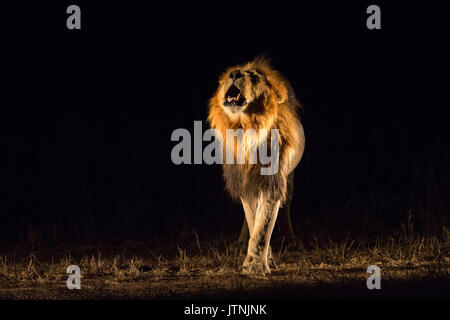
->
[242,255,270,276]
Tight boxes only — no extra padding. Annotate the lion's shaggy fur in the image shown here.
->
[208,57,305,205]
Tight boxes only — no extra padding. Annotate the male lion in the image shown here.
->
[208,57,305,276]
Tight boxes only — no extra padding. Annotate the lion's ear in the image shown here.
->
[259,70,288,104]
[273,82,288,104]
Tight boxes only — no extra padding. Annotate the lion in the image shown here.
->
[208,56,305,276]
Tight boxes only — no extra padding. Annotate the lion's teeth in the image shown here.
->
[236,93,240,100]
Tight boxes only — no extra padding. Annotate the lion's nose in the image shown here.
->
[229,70,244,80]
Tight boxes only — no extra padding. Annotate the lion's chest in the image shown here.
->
[222,130,269,165]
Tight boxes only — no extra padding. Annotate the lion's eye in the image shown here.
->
[248,72,259,83]
[229,72,233,79]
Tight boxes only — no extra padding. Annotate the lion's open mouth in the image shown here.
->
[224,85,247,107]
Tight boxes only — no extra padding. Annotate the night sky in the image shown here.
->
[1,2,449,243]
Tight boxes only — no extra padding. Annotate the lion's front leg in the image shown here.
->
[242,196,280,276]
[240,197,256,268]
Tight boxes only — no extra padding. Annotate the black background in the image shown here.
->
[1,2,449,244]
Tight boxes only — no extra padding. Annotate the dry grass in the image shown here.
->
[0,222,449,300]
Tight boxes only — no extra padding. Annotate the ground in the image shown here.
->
[1,227,449,300]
